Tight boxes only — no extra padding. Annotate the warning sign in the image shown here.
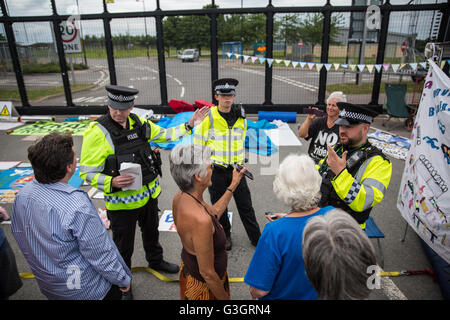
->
[0,101,13,119]
[59,20,82,53]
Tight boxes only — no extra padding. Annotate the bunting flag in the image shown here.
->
[315,63,323,72]
[222,52,431,74]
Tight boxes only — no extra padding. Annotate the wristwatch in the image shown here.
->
[185,122,194,131]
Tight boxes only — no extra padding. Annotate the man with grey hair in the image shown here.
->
[302,209,377,300]
[298,91,347,163]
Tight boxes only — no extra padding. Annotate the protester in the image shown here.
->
[169,144,246,300]
[302,208,377,300]
[12,133,132,300]
[298,91,346,163]
[0,207,22,300]
[244,154,334,300]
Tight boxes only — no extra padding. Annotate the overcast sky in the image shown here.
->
[1,0,445,43]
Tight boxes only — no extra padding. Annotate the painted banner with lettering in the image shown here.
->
[397,60,450,263]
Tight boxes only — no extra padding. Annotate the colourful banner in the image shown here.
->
[9,121,91,136]
[397,60,450,263]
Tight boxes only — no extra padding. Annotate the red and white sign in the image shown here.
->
[298,40,303,48]
[59,20,82,53]
[401,41,406,53]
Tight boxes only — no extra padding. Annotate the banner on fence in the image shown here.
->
[397,60,450,263]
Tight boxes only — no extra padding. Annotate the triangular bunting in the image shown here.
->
[284,60,291,67]
[251,56,258,63]
[292,61,298,68]
[300,62,306,68]
[375,64,382,73]
[307,63,314,70]
[341,64,348,69]
[366,65,374,73]
[410,63,417,71]
[399,63,407,70]
[258,57,266,64]
[226,52,232,58]
[275,59,282,64]
[419,62,427,69]
[266,58,274,67]
[441,60,446,69]
[382,63,390,71]
[235,54,241,59]
[333,63,340,70]
[357,64,365,72]
[243,55,250,63]
[315,63,323,72]
[324,63,332,71]
[349,64,357,71]
[391,64,400,72]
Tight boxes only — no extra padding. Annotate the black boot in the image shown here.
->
[149,260,180,274]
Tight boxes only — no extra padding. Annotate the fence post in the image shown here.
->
[0,0,29,107]
[210,6,219,104]
[102,0,117,85]
[155,0,168,106]
[50,0,73,106]
[370,2,390,106]
[317,2,331,106]
[263,3,274,106]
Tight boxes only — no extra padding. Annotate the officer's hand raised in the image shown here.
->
[326,145,347,176]
[188,106,210,128]
[112,174,135,188]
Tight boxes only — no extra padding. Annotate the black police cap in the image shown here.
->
[212,78,239,96]
[334,102,378,126]
[106,85,139,110]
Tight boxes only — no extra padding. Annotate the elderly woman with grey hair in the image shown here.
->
[169,144,246,300]
[302,208,377,300]
[244,154,334,300]
[298,91,347,163]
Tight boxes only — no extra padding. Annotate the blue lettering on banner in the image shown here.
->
[165,213,174,223]
[428,101,448,117]
[433,88,450,98]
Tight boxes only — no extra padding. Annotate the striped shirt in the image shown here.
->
[12,179,132,300]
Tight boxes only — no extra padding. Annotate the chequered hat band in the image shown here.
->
[215,84,236,91]
[107,92,135,102]
[339,109,373,123]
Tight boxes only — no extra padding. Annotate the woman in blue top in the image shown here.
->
[244,154,334,300]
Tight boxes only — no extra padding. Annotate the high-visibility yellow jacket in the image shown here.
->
[80,113,190,211]
[192,106,247,167]
[317,142,392,229]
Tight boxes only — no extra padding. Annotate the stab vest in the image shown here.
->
[318,142,388,224]
[97,113,162,187]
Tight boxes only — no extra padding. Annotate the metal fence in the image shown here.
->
[0,0,448,115]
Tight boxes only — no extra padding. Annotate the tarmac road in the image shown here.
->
[0,114,444,300]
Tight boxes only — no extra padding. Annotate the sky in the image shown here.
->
[1,0,445,43]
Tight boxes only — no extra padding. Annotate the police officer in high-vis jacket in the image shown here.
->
[317,102,392,229]
[80,85,208,299]
[193,78,261,250]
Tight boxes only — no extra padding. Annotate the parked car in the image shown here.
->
[181,49,199,62]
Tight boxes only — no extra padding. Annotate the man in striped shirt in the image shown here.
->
[12,133,131,300]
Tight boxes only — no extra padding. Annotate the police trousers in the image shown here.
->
[208,167,261,245]
[107,197,163,269]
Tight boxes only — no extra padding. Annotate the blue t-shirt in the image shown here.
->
[244,206,334,300]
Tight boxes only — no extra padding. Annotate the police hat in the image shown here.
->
[106,85,139,110]
[334,102,378,126]
[212,78,239,96]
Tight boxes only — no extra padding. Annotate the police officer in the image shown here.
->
[80,85,208,299]
[318,102,392,229]
[193,78,261,250]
